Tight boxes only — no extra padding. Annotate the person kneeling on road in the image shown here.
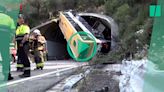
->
[32,29,46,70]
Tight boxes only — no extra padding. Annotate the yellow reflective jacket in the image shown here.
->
[0,13,15,30]
[16,24,30,36]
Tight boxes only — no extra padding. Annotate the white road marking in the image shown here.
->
[0,66,78,88]
[10,61,85,71]
[10,64,77,71]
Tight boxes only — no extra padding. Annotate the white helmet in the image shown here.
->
[33,29,41,35]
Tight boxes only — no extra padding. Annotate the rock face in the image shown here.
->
[119,59,147,92]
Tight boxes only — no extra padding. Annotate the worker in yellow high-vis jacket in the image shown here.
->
[15,14,29,72]
[16,14,31,77]
[0,5,15,81]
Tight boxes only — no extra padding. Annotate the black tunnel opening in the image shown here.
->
[38,21,70,60]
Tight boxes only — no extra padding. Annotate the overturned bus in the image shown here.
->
[30,11,119,60]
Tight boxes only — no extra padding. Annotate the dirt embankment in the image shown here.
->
[74,65,121,92]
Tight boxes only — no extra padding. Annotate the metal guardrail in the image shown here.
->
[62,68,91,92]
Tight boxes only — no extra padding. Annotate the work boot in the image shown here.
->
[19,74,30,78]
[8,73,14,81]
[8,76,14,81]
[34,67,40,70]
[40,67,43,70]
[19,70,31,78]
[34,67,43,70]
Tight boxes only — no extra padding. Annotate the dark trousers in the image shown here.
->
[16,40,24,69]
[22,42,30,75]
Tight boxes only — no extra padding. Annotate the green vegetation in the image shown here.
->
[22,0,156,63]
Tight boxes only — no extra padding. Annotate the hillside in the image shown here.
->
[22,0,156,63]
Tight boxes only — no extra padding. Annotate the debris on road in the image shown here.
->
[72,64,121,92]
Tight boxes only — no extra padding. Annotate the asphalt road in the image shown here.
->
[5,60,87,92]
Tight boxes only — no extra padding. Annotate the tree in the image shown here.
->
[105,0,121,15]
